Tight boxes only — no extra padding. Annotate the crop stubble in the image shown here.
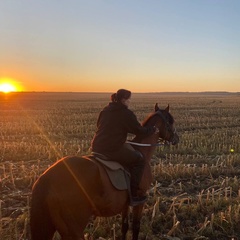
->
[0,92,240,239]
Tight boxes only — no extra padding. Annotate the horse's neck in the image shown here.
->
[141,142,156,161]
[137,134,159,192]
[134,134,159,162]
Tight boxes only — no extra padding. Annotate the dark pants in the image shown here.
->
[103,143,145,196]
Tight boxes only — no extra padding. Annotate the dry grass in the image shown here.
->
[0,92,240,240]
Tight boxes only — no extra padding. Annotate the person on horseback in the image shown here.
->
[91,89,158,206]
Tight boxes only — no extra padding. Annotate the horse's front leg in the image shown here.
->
[121,206,129,240]
[132,204,144,240]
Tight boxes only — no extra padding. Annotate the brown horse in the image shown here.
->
[30,104,179,240]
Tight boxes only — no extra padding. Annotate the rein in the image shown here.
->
[126,140,169,147]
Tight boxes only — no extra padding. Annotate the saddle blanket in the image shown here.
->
[87,154,130,191]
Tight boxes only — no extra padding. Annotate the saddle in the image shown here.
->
[87,152,130,191]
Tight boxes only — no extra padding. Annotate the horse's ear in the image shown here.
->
[155,103,159,112]
[165,104,170,112]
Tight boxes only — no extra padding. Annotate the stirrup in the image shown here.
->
[130,195,147,207]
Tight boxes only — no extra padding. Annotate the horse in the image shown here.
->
[30,103,179,240]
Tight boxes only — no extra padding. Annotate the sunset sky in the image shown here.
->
[0,0,240,92]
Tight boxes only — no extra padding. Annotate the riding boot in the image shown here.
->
[130,154,147,206]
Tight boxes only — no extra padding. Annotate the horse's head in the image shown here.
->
[141,103,179,146]
[153,103,179,145]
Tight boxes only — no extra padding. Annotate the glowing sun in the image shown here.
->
[0,78,23,93]
[0,82,17,93]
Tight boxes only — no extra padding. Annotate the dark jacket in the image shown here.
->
[91,102,155,153]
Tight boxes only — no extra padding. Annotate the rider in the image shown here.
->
[91,89,158,205]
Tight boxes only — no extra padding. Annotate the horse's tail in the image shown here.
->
[30,176,55,240]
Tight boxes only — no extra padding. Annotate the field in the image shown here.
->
[0,92,240,240]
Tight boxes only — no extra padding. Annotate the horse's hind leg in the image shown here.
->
[59,220,87,240]
[49,201,92,240]
[61,235,84,240]
[53,204,92,240]
[121,206,129,240]
[56,216,90,240]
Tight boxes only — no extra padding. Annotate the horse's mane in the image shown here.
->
[141,112,157,127]
[142,110,174,127]
[132,109,174,143]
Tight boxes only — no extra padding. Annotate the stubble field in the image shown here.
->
[0,92,240,240]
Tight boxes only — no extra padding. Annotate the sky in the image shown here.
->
[0,0,240,93]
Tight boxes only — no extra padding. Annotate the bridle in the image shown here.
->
[127,110,177,147]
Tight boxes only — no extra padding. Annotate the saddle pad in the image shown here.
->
[105,168,128,190]
[94,157,125,171]
[92,157,130,190]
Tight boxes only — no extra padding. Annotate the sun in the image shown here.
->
[0,83,17,93]
[0,78,23,93]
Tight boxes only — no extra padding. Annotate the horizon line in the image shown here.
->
[2,90,239,94]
